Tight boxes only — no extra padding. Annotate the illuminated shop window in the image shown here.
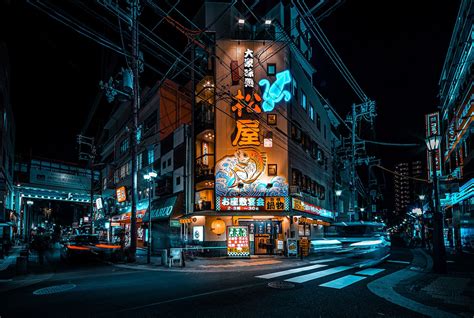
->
[120,138,129,154]
[267,63,276,76]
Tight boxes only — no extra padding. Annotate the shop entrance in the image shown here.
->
[239,220,282,255]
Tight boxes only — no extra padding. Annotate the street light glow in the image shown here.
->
[335,190,342,196]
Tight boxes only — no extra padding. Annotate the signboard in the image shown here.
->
[96,197,103,210]
[29,168,92,191]
[425,112,442,177]
[170,220,181,228]
[227,226,250,257]
[193,226,204,242]
[116,186,127,203]
[287,239,298,257]
[300,238,309,257]
[217,196,288,211]
[215,41,291,212]
[292,198,334,219]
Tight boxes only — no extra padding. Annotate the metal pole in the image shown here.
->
[147,178,153,264]
[90,163,95,234]
[431,150,446,273]
[420,198,426,248]
[129,0,140,262]
[351,103,357,221]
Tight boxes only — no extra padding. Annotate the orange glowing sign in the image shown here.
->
[116,186,127,203]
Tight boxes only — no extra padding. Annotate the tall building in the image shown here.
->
[185,1,345,256]
[0,43,16,250]
[437,0,473,251]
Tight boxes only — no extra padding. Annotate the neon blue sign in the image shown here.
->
[259,70,292,112]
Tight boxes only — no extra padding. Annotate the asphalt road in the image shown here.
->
[1,246,423,318]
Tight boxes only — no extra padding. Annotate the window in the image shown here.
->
[176,176,181,185]
[324,124,327,139]
[267,63,276,76]
[292,77,298,102]
[144,111,157,133]
[301,92,307,110]
[120,164,126,179]
[309,104,314,121]
[316,113,321,131]
[120,138,129,154]
[162,161,166,170]
[148,147,154,165]
[167,158,171,166]
[137,152,143,170]
[137,125,142,143]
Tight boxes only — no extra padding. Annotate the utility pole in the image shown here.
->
[351,103,357,221]
[77,134,96,234]
[129,0,141,262]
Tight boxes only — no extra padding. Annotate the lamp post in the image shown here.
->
[144,170,157,264]
[335,190,342,221]
[418,194,426,248]
[26,200,34,242]
[425,135,447,274]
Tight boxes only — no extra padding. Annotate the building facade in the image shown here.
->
[185,2,342,257]
[437,0,474,252]
[96,79,192,251]
[0,43,16,252]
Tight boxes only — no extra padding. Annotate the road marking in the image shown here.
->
[319,275,367,289]
[285,266,353,284]
[356,268,385,276]
[255,264,327,279]
[310,257,343,264]
[386,260,410,264]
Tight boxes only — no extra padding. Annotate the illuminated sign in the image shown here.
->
[215,42,289,208]
[116,186,127,203]
[259,70,292,112]
[217,196,288,211]
[193,226,204,242]
[227,226,250,257]
[95,197,103,210]
[425,112,442,177]
[292,198,334,219]
[243,49,254,88]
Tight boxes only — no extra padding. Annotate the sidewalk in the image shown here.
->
[115,251,315,273]
[394,248,474,317]
[0,244,26,279]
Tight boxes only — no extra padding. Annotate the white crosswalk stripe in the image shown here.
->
[355,268,385,276]
[285,266,353,284]
[309,257,344,264]
[255,264,327,279]
[319,275,367,289]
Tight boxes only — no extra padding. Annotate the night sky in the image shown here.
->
[1,1,459,183]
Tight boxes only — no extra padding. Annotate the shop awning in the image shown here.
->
[143,193,184,221]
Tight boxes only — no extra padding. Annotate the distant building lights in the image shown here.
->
[264,19,272,25]
[238,19,245,25]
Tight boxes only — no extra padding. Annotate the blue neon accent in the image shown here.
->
[259,70,292,112]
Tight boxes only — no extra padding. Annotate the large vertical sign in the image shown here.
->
[215,42,291,211]
[425,112,442,178]
[227,226,250,257]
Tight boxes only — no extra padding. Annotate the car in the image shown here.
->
[60,234,99,262]
[312,221,390,266]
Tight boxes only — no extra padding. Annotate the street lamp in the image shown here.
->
[418,194,426,248]
[425,134,446,273]
[26,200,34,242]
[144,170,157,264]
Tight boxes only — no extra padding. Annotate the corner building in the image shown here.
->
[188,2,338,256]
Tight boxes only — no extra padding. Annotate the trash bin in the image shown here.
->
[16,256,28,275]
[161,249,168,266]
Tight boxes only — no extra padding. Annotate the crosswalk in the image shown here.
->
[255,258,394,290]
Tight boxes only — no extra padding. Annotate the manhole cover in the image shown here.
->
[267,281,295,289]
[33,284,76,295]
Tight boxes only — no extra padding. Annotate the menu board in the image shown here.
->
[227,226,250,257]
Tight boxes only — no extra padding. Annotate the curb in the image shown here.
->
[111,259,312,273]
[367,249,458,318]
